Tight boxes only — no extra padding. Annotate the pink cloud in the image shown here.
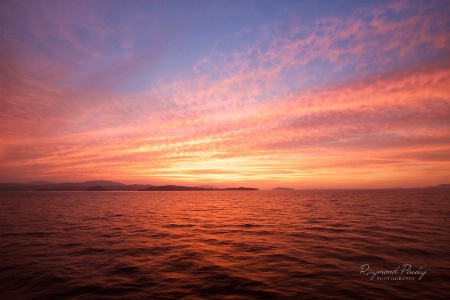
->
[1,1,449,188]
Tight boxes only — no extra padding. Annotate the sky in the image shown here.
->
[1,0,449,189]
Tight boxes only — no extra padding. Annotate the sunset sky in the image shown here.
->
[1,0,449,189]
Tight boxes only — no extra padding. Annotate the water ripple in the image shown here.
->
[0,190,449,299]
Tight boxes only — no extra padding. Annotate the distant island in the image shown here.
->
[425,184,450,190]
[273,187,295,190]
[0,181,258,191]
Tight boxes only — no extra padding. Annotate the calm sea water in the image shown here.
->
[0,190,449,299]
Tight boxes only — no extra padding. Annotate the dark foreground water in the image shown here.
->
[0,190,449,299]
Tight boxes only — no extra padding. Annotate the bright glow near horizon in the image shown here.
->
[1,0,450,189]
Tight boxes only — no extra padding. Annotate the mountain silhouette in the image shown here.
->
[0,181,258,191]
[425,184,450,190]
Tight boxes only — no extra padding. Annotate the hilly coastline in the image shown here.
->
[1,181,449,191]
[425,184,450,190]
[0,181,258,191]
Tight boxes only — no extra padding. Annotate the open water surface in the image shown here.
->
[0,190,449,299]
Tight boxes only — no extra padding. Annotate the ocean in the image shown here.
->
[0,190,449,299]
